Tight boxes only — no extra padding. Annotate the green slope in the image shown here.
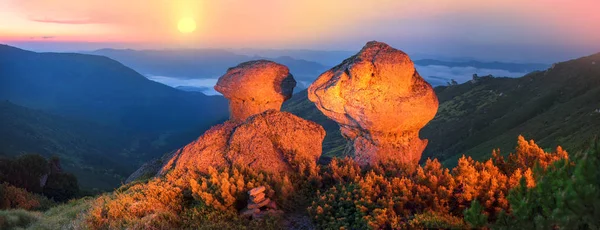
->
[283,53,600,165]
[0,101,131,190]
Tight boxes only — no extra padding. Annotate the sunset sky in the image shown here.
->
[1,0,599,62]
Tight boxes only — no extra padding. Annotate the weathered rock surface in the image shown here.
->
[161,110,325,175]
[160,60,324,176]
[308,41,438,165]
[215,60,296,122]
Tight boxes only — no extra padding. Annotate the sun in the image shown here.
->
[178,18,196,33]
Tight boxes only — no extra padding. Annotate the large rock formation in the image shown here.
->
[308,41,438,165]
[162,111,324,175]
[160,60,324,176]
[215,60,297,122]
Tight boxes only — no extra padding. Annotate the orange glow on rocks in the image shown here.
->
[214,60,296,123]
[308,41,439,165]
[160,60,323,177]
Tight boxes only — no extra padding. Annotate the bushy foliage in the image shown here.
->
[308,135,567,229]
[189,166,288,211]
[0,154,49,193]
[0,154,79,203]
[83,136,581,229]
[180,206,282,230]
[43,172,80,202]
[489,141,600,229]
[0,183,55,211]
[408,211,469,229]
[84,162,309,229]
[86,179,183,229]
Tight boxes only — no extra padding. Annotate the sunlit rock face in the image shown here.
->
[160,61,323,176]
[215,60,296,123]
[308,41,438,165]
[161,111,325,175]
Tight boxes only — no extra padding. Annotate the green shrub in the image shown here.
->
[43,173,79,202]
[181,206,282,230]
[492,143,600,229]
[409,211,468,229]
[463,200,487,228]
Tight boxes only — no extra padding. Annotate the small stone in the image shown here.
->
[240,208,260,217]
[251,193,266,203]
[248,186,266,196]
[266,200,277,210]
[248,198,270,209]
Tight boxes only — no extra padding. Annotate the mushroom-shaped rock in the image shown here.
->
[215,60,296,122]
[308,41,438,165]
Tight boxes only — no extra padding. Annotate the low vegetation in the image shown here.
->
[0,154,79,203]
[62,135,595,229]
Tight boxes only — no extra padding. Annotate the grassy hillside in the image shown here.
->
[283,53,600,165]
[422,52,600,165]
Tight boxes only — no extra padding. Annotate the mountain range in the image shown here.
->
[85,49,329,84]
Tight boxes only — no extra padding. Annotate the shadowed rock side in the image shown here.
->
[308,41,438,165]
[158,60,323,177]
[215,60,297,122]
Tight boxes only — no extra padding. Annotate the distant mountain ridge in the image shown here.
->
[0,44,228,132]
[85,48,329,82]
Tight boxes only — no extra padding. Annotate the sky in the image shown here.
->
[1,0,599,62]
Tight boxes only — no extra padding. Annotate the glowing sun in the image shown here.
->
[178,18,196,33]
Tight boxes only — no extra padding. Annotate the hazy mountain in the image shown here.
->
[0,44,228,132]
[85,48,329,81]
[232,48,356,66]
[283,52,600,165]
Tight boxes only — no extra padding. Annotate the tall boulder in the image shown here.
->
[160,60,323,176]
[308,41,438,165]
[215,60,296,122]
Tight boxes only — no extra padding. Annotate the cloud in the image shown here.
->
[28,36,55,39]
[145,75,220,95]
[415,65,527,86]
[30,17,101,24]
